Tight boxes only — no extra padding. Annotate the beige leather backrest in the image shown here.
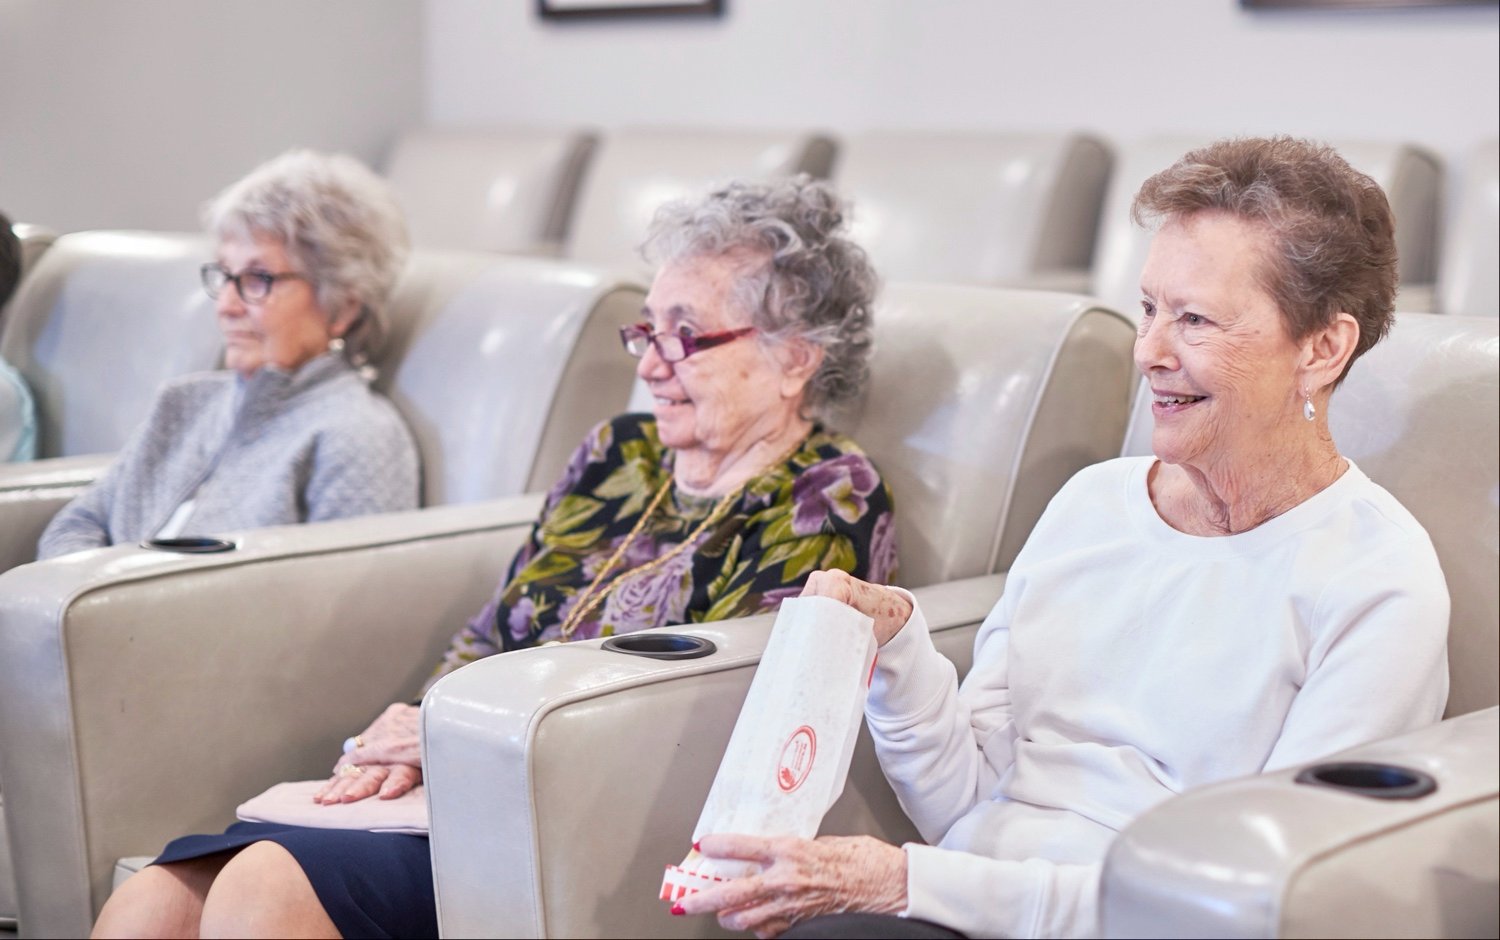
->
[1091,137,1444,318]
[1438,140,1499,318]
[384,127,597,255]
[564,127,837,269]
[372,250,645,505]
[0,231,221,458]
[1122,313,1499,717]
[839,285,1135,587]
[833,132,1111,285]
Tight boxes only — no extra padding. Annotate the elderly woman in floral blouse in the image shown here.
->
[95,175,897,940]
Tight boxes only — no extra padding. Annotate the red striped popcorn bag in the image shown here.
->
[660,595,877,903]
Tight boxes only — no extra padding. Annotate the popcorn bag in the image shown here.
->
[659,595,877,903]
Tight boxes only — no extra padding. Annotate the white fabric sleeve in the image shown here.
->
[866,587,1019,846]
[903,843,1101,939]
[1264,538,1450,770]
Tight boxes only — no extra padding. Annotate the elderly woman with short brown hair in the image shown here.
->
[681,137,1450,939]
[38,150,418,557]
[93,175,898,940]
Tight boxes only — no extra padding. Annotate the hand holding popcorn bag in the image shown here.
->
[660,595,877,902]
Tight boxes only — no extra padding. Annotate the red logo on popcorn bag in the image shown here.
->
[777,725,817,792]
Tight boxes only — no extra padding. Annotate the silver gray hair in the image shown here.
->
[641,175,878,419]
[203,149,410,367]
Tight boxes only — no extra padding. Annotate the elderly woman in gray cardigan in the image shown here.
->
[37,151,419,559]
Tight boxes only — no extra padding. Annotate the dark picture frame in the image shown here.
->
[538,0,724,20]
[1242,0,1493,8]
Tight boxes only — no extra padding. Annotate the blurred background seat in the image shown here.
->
[832,131,1110,290]
[1104,311,1499,938]
[383,126,597,256]
[561,126,836,270]
[1437,139,1499,318]
[420,285,1139,938]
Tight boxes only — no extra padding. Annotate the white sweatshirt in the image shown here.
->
[866,457,1450,938]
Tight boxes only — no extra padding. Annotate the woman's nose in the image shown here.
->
[1133,313,1176,374]
[216,285,247,317]
[635,341,672,381]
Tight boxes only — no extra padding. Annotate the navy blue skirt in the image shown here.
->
[154,822,436,939]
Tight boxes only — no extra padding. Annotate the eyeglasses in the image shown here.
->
[200,263,307,304]
[618,322,756,363]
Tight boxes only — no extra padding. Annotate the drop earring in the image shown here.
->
[328,336,346,354]
[1302,389,1316,422]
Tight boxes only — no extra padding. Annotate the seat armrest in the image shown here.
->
[0,494,542,937]
[1101,707,1500,939]
[422,573,1005,939]
[0,453,113,575]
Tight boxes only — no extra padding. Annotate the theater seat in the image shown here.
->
[1090,137,1444,318]
[1438,140,1499,318]
[563,127,837,269]
[420,286,1138,938]
[0,253,645,937]
[832,131,1110,289]
[384,127,597,255]
[1105,312,1499,937]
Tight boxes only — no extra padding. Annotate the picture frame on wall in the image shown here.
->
[538,0,725,20]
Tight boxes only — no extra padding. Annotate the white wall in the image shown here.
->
[425,0,1499,171]
[0,0,424,233]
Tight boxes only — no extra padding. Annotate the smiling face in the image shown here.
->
[215,233,347,377]
[1134,212,1310,474]
[636,253,814,478]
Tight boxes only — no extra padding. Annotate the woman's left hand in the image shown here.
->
[675,833,907,939]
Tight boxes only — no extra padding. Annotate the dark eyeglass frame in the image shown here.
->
[200,262,307,304]
[618,321,757,363]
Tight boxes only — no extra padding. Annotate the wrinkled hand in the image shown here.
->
[313,703,423,804]
[675,834,907,939]
[800,570,913,646]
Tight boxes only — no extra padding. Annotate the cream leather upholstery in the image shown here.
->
[563,127,837,269]
[0,244,645,576]
[421,286,1138,937]
[0,230,221,459]
[1105,312,1499,937]
[0,500,540,938]
[384,127,597,255]
[833,132,1110,288]
[1438,140,1499,318]
[1090,137,1444,318]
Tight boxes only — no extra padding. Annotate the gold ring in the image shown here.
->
[353,735,365,749]
[340,763,365,777]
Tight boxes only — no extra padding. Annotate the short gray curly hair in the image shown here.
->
[204,149,410,366]
[641,175,879,418]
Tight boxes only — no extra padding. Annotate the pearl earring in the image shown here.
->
[1302,391,1316,422]
[328,336,346,354]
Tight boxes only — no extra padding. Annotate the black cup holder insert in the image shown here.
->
[140,537,238,554]
[602,633,717,660]
[1293,761,1437,800]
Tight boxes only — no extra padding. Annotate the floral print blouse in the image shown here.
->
[426,414,897,687]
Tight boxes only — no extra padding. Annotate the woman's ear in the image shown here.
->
[1300,312,1360,395]
[329,297,363,339]
[775,339,825,400]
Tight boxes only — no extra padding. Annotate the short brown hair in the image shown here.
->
[1132,136,1398,381]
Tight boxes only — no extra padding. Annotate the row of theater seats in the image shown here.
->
[0,226,1494,936]
[376,126,1499,319]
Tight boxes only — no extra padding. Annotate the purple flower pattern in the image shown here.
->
[790,454,881,536]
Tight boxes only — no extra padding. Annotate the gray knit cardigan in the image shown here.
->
[37,353,419,558]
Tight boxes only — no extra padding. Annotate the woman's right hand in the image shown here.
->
[313,702,423,804]
[800,570,912,646]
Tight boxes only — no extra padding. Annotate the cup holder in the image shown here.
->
[601,633,717,661]
[1293,761,1437,800]
[140,536,238,554]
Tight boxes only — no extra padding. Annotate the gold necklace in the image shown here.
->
[551,434,810,642]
